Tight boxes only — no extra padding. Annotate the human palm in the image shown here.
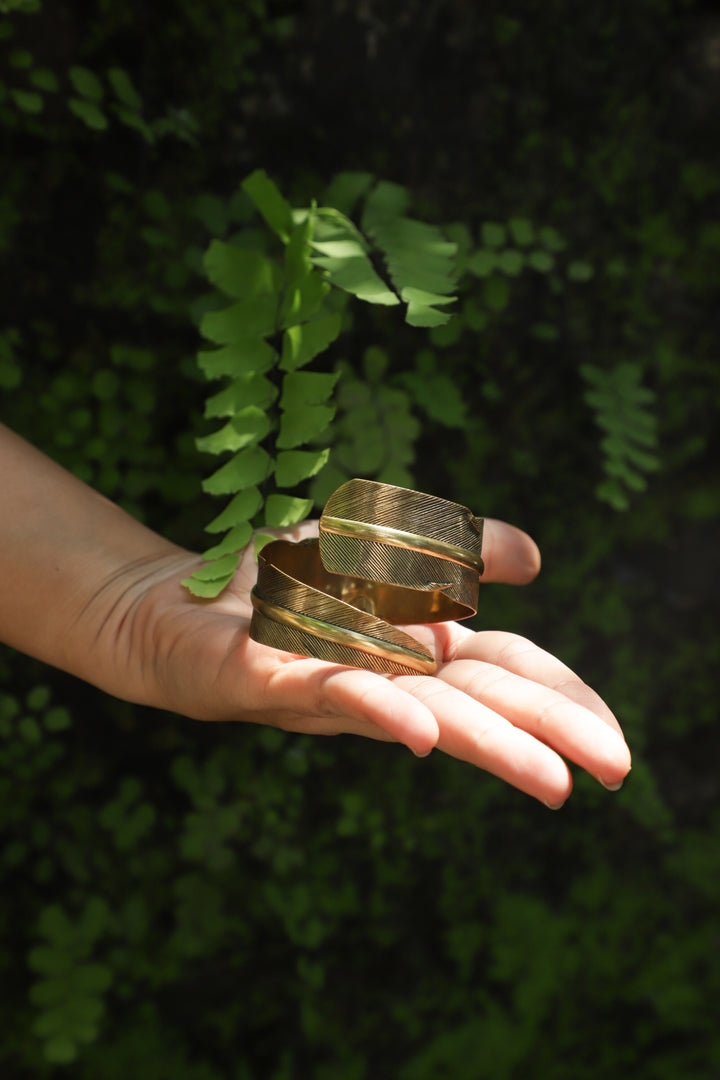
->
[129,519,630,809]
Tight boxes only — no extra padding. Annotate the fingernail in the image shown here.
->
[599,778,624,791]
[544,798,566,810]
[411,747,432,759]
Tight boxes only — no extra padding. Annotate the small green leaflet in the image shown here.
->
[284,217,314,287]
[202,522,253,559]
[275,448,330,487]
[201,445,272,495]
[197,340,276,380]
[483,275,511,313]
[196,407,270,454]
[312,252,400,305]
[242,169,294,243]
[254,532,277,560]
[265,494,313,528]
[11,89,43,113]
[481,222,506,249]
[203,241,279,298]
[30,69,59,93]
[277,404,335,449]
[280,314,343,371]
[280,371,339,407]
[528,250,555,273]
[182,566,238,598]
[279,272,329,328]
[69,65,103,101]
[205,487,263,533]
[361,186,457,326]
[310,210,399,306]
[204,374,277,418]
[68,99,107,130]
[107,67,142,110]
[200,296,277,343]
[467,249,496,277]
[361,180,410,219]
[567,260,594,282]
[508,218,534,247]
[322,171,374,215]
[363,346,388,382]
[495,250,524,276]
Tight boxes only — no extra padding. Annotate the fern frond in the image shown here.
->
[581,363,659,510]
[361,182,458,327]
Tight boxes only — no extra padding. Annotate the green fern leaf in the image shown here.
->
[205,487,263,533]
[204,374,277,419]
[69,65,103,101]
[265,494,314,528]
[362,180,410,219]
[202,522,253,559]
[581,363,659,508]
[279,271,329,327]
[508,218,534,246]
[200,296,277,343]
[107,67,142,111]
[280,371,339,407]
[277,404,335,449]
[275,448,330,487]
[284,216,314,286]
[280,313,342,371]
[310,210,399,305]
[197,340,276,379]
[196,408,271,454]
[467,249,497,277]
[182,566,238,598]
[68,98,107,129]
[242,169,294,243]
[201,446,272,495]
[322,171,375,215]
[362,185,457,325]
[203,241,278,298]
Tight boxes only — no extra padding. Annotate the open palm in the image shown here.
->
[129,519,630,808]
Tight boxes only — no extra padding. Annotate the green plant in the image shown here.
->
[186,168,665,601]
[184,170,461,597]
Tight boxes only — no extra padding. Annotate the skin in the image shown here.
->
[0,422,631,808]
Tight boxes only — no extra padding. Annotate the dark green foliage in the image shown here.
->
[1,2,720,1078]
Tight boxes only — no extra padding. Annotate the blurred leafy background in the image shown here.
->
[1,0,719,1076]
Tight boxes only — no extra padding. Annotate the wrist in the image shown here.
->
[59,547,203,709]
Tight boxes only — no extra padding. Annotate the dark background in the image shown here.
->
[1,1,719,1076]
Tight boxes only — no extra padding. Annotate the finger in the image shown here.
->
[256,648,439,755]
[436,658,631,789]
[481,519,541,584]
[449,631,623,734]
[393,674,573,806]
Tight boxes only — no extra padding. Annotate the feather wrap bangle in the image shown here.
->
[249,479,485,675]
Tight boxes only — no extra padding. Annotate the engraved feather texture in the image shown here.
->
[255,559,432,653]
[322,478,484,569]
[318,532,479,621]
[248,480,485,676]
[250,614,428,676]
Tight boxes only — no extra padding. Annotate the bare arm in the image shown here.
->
[0,422,630,806]
[0,421,192,698]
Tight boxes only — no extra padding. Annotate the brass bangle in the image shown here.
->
[249,479,485,676]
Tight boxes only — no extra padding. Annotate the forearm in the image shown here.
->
[0,423,194,696]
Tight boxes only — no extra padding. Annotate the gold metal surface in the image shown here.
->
[249,480,485,675]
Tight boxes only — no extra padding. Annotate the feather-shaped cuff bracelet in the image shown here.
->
[249,479,485,675]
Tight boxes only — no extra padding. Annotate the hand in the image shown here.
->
[108,519,631,809]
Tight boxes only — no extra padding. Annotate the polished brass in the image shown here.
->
[249,479,485,676]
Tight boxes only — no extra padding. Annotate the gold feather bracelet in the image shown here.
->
[249,479,485,676]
